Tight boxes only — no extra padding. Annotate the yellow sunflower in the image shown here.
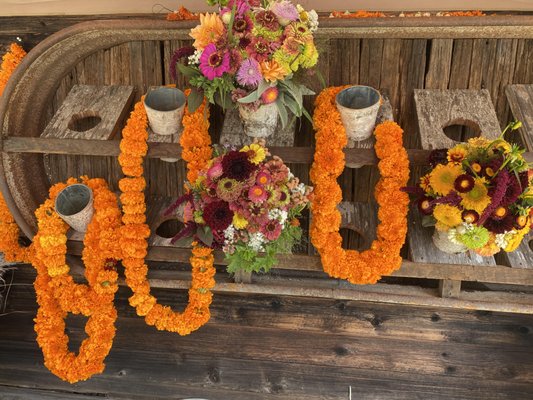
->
[460,177,491,214]
[429,163,463,196]
[447,144,468,164]
[468,137,491,148]
[240,143,266,164]
[433,204,463,228]
[504,225,530,252]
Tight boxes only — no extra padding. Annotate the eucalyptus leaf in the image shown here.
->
[187,88,204,114]
[256,80,271,98]
[237,89,259,104]
[197,226,214,247]
[300,85,316,96]
[276,98,288,129]
[283,95,299,116]
[172,236,194,248]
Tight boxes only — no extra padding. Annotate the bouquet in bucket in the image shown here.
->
[405,122,533,255]
[166,140,313,273]
[170,0,319,129]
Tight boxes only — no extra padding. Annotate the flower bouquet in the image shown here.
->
[405,122,533,255]
[165,140,313,273]
[170,0,319,136]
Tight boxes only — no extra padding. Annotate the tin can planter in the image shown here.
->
[432,229,467,254]
[336,86,381,142]
[238,103,279,138]
[54,184,94,233]
[144,87,186,136]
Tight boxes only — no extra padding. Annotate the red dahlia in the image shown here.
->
[203,200,234,232]
[222,150,256,181]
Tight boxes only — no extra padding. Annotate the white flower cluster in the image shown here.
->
[188,49,202,65]
[224,225,236,242]
[297,4,319,32]
[268,208,288,225]
[495,231,515,249]
[248,232,266,252]
[292,182,307,196]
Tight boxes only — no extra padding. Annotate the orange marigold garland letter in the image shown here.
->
[33,177,121,383]
[118,96,216,334]
[310,86,410,284]
[0,43,33,263]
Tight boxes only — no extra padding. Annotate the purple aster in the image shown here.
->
[237,58,263,87]
[199,44,230,80]
[270,1,299,25]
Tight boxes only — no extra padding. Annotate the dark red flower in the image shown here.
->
[484,214,515,234]
[501,173,523,206]
[169,46,195,80]
[203,201,234,231]
[417,196,434,215]
[222,150,256,181]
[454,174,475,193]
[462,210,479,224]
[256,10,280,31]
[428,149,448,168]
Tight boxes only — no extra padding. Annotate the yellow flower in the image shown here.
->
[240,143,266,165]
[468,137,491,148]
[505,225,530,252]
[429,163,463,196]
[189,13,225,51]
[419,174,431,192]
[447,145,467,164]
[232,213,249,229]
[460,177,491,214]
[433,205,462,228]
[490,139,511,154]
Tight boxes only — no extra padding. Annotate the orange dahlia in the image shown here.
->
[190,13,225,51]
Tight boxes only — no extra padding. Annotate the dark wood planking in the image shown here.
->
[425,39,454,89]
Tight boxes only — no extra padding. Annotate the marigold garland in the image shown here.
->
[32,177,121,383]
[0,43,33,263]
[310,86,410,284]
[118,94,216,334]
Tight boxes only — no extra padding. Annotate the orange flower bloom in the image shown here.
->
[310,86,410,284]
[189,13,225,51]
[260,60,288,83]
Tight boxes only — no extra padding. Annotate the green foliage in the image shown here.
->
[226,225,303,274]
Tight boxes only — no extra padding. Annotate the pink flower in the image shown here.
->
[256,10,280,31]
[183,202,194,223]
[237,58,263,87]
[199,43,230,80]
[261,220,282,240]
[270,1,299,26]
[246,37,275,62]
[207,161,223,180]
[261,87,279,104]
[233,14,253,36]
[248,185,268,203]
[256,171,272,186]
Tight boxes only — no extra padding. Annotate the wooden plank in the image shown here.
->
[448,39,473,89]
[506,85,533,152]
[408,209,497,267]
[380,38,402,117]
[439,279,462,298]
[414,89,502,149]
[425,39,454,89]
[41,85,134,140]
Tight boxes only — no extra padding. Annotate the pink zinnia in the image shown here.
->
[261,220,283,241]
[256,171,272,186]
[237,58,263,87]
[248,185,268,203]
[199,43,230,80]
[261,87,279,104]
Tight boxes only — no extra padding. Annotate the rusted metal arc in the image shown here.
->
[2,17,533,238]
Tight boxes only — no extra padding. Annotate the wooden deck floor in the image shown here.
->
[0,266,532,399]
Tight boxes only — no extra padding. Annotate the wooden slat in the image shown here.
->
[425,39,454,89]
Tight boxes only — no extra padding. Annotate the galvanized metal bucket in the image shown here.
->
[238,103,278,138]
[336,86,381,141]
[54,184,94,233]
[144,87,186,136]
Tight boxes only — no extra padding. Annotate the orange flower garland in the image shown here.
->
[32,177,121,383]
[118,95,216,334]
[0,43,33,263]
[310,86,410,284]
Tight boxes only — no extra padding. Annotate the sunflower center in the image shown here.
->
[472,163,482,173]
[486,167,495,177]
[495,207,507,218]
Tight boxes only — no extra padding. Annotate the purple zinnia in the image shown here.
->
[237,58,263,87]
[199,43,230,80]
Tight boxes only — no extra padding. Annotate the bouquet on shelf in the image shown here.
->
[166,140,313,273]
[171,0,319,126]
[406,122,533,255]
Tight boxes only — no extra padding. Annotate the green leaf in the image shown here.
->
[237,89,259,104]
[276,98,288,128]
[283,94,299,116]
[177,63,200,79]
[197,226,214,247]
[187,87,204,114]
[300,85,316,96]
[172,236,194,248]
[257,80,271,98]
[302,107,314,126]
